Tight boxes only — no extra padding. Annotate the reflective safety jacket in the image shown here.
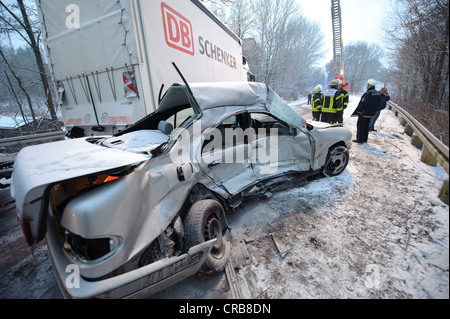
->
[337,89,349,111]
[321,88,341,113]
[312,93,323,112]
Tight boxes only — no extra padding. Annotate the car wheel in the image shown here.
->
[323,145,349,177]
[184,199,230,272]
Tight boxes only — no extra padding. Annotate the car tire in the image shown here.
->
[184,199,230,272]
[322,145,349,177]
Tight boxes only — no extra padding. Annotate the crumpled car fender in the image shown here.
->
[60,153,201,279]
[309,127,352,170]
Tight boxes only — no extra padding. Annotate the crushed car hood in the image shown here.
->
[11,137,149,243]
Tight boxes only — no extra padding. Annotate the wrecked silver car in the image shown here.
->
[11,82,352,298]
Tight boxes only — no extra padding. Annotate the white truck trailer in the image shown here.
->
[36,0,248,136]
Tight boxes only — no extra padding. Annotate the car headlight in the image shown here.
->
[63,230,122,262]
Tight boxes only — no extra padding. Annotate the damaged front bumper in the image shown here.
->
[46,214,215,299]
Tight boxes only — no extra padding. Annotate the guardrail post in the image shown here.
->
[438,179,449,204]
[420,145,438,166]
[404,124,414,136]
[411,135,423,149]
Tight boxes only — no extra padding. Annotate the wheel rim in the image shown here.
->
[328,150,347,174]
[203,214,225,258]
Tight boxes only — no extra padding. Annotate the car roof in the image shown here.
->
[157,82,269,113]
[189,82,269,110]
[158,82,268,112]
[159,81,306,129]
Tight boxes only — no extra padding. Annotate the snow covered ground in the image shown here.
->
[0,95,448,299]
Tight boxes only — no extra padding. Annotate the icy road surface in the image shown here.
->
[0,96,448,299]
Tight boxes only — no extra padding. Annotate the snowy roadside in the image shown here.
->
[288,99,310,118]
[226,95,449,298]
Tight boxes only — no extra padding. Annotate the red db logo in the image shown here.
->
[161,2,194,56]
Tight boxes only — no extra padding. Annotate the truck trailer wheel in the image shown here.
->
[184,199,230,272]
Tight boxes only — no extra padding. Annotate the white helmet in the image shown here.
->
[367,79,377,86]
[312,86,321,94]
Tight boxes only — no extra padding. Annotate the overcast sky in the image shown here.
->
[298,0,394,64]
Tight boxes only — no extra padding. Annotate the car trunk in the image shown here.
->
[11,136,151,246]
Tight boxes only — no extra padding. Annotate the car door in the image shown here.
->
[200,113,255,195]
[249,112,312,178]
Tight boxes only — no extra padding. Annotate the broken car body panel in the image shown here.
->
[47,213,217,299]
[11,82,352,298]
[10,137,150,245]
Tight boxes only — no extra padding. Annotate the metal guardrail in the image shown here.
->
[0,160,14,186]
[0,131,66,148]
[387,101,449,204]
[0,131,66,187]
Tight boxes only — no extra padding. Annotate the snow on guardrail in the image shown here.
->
[0,131,66,148]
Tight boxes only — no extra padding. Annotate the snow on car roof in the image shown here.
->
[156,82,306,130]
[189,82,268,110]
[187,82,306,128]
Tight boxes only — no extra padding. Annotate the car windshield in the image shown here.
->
[267,89,306,128]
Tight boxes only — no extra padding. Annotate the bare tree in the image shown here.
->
[201,0,236,19]
[0,0,60,130]
[204,0,326,99]
[0,47,37,131]
[341,41,384,94]
[201,0,236,5]
[384,0,449,145]
[227,0,254,38]
[252,0,296,86]
[276,15,325,95]
[250,0,326,97]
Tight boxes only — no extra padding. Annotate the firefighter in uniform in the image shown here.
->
[321,79,342,124]
[311,85,323,121]
[336,79,349,124]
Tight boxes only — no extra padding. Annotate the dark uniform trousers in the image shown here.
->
[356,116,372,143]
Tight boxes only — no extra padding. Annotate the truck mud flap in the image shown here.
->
[47,215,215,299]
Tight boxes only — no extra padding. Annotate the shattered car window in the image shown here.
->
[267,89,306,129]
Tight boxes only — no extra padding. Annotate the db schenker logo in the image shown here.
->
[161,2,195,56]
